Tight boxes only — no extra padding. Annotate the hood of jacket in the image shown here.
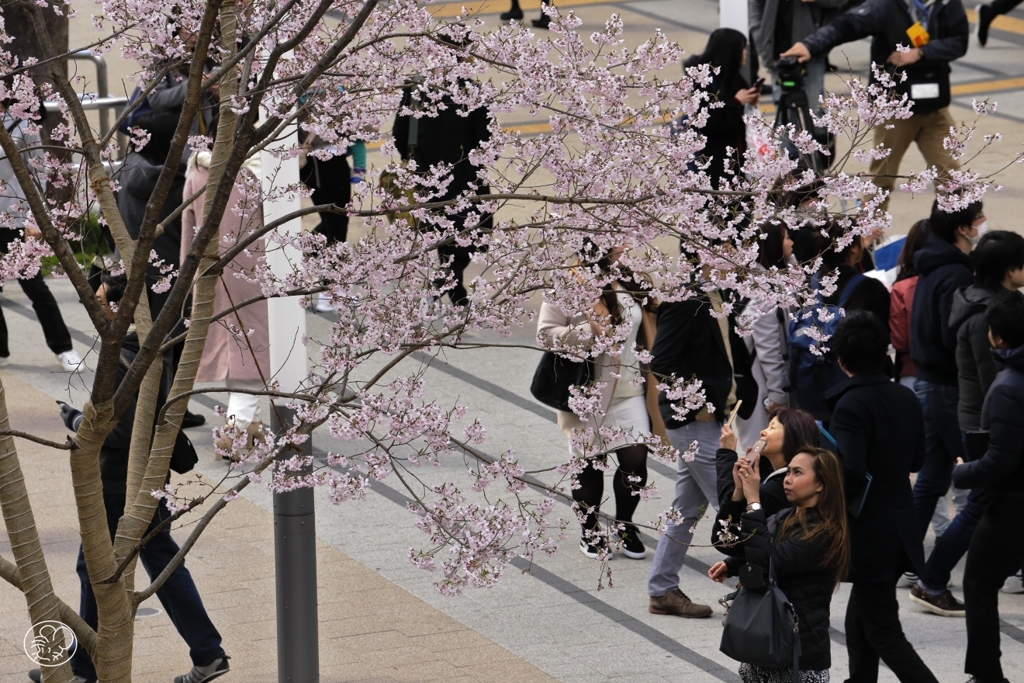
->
[823,372,891,410]
[994,344,1024,374]
[913,233,971,276]
[949,285,997,331]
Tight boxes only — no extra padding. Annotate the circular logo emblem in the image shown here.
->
[23,621,77,667]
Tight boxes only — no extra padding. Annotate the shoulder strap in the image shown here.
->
[838,272,867,309]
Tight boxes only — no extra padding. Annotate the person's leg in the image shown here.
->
[912,379,963,537]
[915,108,961,189]
[918,488,987,593]
[571,457,605,533]
[501,0,523,19]
[990,0,1023,13]
[868,116,919,209]
[963,494,1024,681]
[0,300,9,358]
[225,377,262,430]
[139,499,226,666]
[802,56,827,112]
[647,419,720,596]
[436,245,471,305]
[845,583,880,683]
[849,581,940,683]
[613,444,648,523]
[17,272,73,354]
[930,491,952,538]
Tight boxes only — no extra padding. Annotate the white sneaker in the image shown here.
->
[1002,570,1024,594]
[57,350,84,373]
[314,292,334,313]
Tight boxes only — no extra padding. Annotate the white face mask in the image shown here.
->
[969,222,989,247]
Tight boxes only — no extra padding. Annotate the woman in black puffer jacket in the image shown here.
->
[710,447,850,682]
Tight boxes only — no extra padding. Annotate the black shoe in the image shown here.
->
[618,524,647,559]
[181,410,206,429]
[531,14,551,29]
[579,531,612,560]
[966,677,1010,683]
[500,7,523,19]
[976,3,994,46]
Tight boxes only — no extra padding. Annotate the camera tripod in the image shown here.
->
[774,59,828,175]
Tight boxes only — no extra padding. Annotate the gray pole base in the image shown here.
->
[271,403,319,683]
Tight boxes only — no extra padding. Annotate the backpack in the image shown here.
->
[787,272,865,419]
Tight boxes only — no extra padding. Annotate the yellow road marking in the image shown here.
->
[966,7,1024,36]
[952,76,1024,95]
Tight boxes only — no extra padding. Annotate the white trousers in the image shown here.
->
[226,378,262,429]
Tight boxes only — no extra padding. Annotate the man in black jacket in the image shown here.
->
[953,291,1024,683]
[908,230,1024,611]
[825,311,939,683]
[780,0,969,206]
[646,289,754,619]
[50,273,229,683]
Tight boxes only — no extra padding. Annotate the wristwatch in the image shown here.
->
[745,502,762,514]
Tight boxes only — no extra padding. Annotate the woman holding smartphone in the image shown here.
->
[709,448,850,682]
[712,407,820,549]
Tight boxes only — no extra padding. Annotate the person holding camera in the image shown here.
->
[750,0,847,111]
[952,290,1024,683]
[779,0,969,207]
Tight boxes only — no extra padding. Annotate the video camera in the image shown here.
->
[775,56,805,94]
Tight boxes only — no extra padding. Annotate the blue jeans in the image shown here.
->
[912,379,965,538]
[919,488,988,593]
[647,419,720,597]
[71,496,225,679]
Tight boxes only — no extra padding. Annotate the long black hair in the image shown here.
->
[695,28,747,98]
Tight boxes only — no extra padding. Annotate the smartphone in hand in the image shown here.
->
[726,400,743,429]
[752,77,766,92]
[747,438,767,465]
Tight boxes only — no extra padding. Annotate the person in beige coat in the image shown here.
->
[182,151,271,454]
[537,246,666,561]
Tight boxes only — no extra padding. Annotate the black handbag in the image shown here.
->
[529,351,595,412]
[720,560,802,683]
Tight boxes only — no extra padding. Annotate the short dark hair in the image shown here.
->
[770,407,821,463]
[986,290,1024,349]
[929,197,983,244]
[831,310,890,375]
[757,220,788,270]
[972,230,1024,289]
[821,220,858,270]
[101,270,128,304]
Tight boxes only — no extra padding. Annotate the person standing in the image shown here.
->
[537,246,664,560]
[908,230,1024,614]
[890,219,932,390]
[646,283,755,618]
[780,0,969,206]
[708,447,850,683]
[0,99,84,373]
[909,200,980,540]
[826,310,940,683]
[953,290,1024,683]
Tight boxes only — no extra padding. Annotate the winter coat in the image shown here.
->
[910,234,973,385]
[950,285,1001,432]
[392,82,493,241]
[0,114,44,231]
[889,275,918,379]
[537,299,667,448]
[825,264,891,327]
[735,280,792,447]
[750,0,847,70]
[180,153,270,383]
[801,0,968,114]
[825,373,927,582]
[723,507,837,671]
[650,296,757,429]
[953,344,1024,494]
[713,448,790,547]
[699,75,749,189]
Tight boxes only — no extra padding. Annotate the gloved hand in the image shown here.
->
[57,401,84,432]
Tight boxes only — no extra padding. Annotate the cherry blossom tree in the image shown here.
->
[0,0,1008,678]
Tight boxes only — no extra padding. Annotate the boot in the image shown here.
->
[500,0,523,20]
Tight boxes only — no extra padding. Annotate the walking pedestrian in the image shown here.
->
[826,310,940,683]
[0,95,84,373]
[954,290,1024,683]
[708,446,850,683]
[537,245,664,559]
[646,277,756,618]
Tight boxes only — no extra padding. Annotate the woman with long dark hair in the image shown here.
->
[537,245,664,559]
[685,28,761,188]
[710,447,850,682]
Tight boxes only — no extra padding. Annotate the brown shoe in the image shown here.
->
[909,584,966,617]
[649,587,713,618]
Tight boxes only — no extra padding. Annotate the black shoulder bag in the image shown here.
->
[529,352,595,412]
[720,559,802,683]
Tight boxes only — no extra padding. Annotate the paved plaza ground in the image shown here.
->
[4,0,1024,680]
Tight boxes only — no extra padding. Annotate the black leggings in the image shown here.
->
[990,0,1022,15]
[572,444,648,531]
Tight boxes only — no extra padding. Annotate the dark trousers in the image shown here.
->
[71,495,224,679]
[301,155,351,245]
[436,245,471,305]
[919,488,987,592]
[912,379,965,537]
[963,491,1024,682]
[0,230,73,356]
[990,0,1022,14]
[845,581,939,683]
